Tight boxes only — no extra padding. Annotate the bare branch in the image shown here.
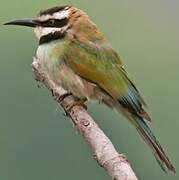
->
[32,57,138,180]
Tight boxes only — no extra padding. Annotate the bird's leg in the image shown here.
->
[58,92,73,102]
[66,97,88,112]
[51,90,72,102]
[53,91,88,115]
[51,88,87,114]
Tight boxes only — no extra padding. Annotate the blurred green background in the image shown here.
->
[0,0,178,179]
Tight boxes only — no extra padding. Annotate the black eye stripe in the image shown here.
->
[38,17,68,28]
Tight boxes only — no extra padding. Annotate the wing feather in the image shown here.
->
[65,38,150,120]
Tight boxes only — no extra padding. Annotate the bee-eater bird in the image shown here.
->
[4,5,175,172]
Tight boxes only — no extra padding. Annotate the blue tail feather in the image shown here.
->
[133,115,175,172]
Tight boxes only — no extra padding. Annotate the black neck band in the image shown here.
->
[39,31,66,45]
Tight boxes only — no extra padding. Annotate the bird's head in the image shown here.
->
[4,5,102,44]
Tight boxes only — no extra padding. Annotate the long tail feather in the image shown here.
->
[102,95,175,172]
[132,115,175,172]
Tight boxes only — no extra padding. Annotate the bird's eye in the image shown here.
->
[48,19,55,26]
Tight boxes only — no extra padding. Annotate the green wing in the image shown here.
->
[64,38,176,172]
[65,38,147,119]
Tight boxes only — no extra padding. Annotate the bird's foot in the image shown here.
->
[51,90,72,102]
[51,90,87,115]
[66,97,88,112]
[58,92,73,102]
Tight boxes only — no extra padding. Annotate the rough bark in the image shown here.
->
[32,57,138,180]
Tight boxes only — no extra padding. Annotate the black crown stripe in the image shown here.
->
[39,5,72,16]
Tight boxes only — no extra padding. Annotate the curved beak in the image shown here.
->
[3,19,38,28]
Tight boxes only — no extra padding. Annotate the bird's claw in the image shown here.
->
[65,97,88,113]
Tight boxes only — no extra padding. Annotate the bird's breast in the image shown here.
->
[36,40,66,68]
[36,40,67,83]
[36,40,96,99]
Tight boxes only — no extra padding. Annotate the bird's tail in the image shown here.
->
[129,114,175,172]
[102,92,175,172]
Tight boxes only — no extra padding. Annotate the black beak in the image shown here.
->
[3,19,38,27]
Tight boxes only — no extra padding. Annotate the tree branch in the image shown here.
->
[32,57,138,180]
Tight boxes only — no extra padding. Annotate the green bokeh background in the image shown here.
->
[0,0,178,179]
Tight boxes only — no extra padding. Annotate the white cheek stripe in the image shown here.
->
[42,27,62,36]
[34,26,68,39]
